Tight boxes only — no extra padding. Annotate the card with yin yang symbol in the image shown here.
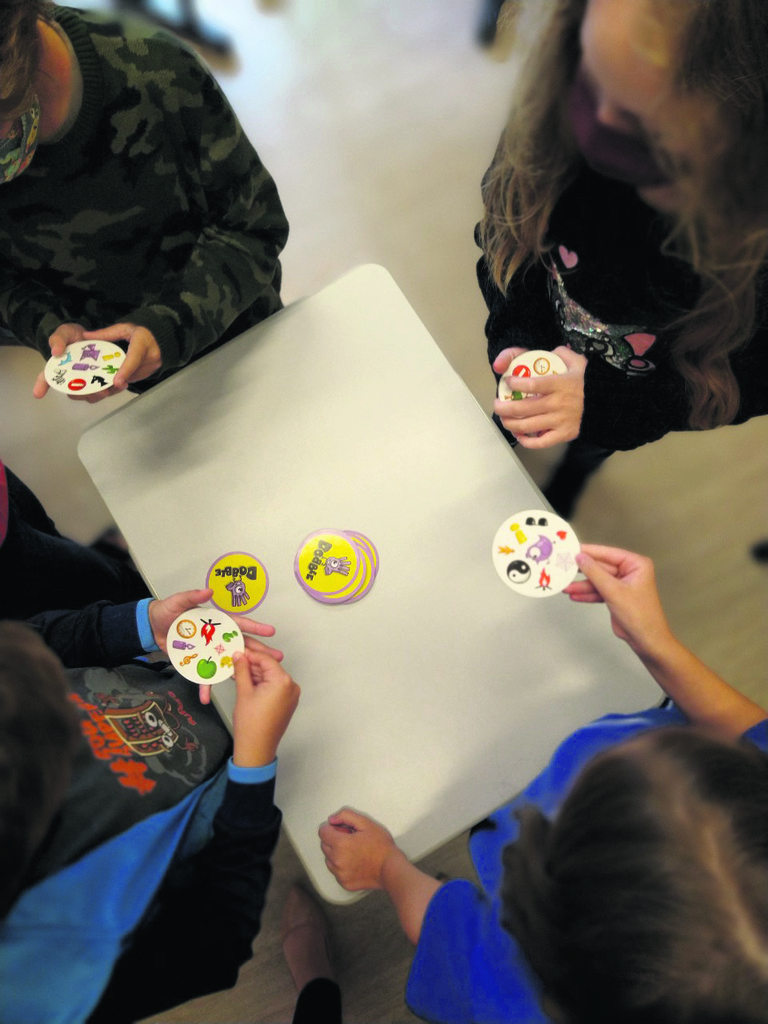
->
[492,509,580,598]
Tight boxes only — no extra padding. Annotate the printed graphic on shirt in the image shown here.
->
[68,664,228,795]
[548,248,658,375]
[103,699,180,756]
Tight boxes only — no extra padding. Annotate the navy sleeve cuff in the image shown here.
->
[217,770,281,835]
[99,601,145,663]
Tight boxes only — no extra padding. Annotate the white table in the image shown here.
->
[79,265,660,902]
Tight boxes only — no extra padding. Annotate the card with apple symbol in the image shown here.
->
[166,608,245,685]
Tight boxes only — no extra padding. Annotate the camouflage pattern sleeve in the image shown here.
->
[0,266,85,350]
[117,42,290,374]
[0,7,289,381]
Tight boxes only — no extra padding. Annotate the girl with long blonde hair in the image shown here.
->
[479,0,768,516]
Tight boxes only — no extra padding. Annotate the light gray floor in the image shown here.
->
[2,1,766,1021]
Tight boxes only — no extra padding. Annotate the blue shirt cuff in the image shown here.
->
[136,598,160,653]
[227,756,278,784]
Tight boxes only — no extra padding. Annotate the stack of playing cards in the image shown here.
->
[294,529,379,604]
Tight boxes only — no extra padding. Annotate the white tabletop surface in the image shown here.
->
[79,264,660,902]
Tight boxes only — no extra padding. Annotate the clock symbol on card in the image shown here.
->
[497,349,567,402]
[166,609,245,685]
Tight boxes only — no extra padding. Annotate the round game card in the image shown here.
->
[166,608,245,685]
[44,339,125,396]
[343,531,379,603]
[348,531,380,573]
[492,509,580,598]
[206,551,269,613]
[497,349,568,402]
[294,529,379,604]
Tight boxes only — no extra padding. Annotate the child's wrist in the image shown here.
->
[379,843,409,892]
[630,623,677,665]
[232,742,278,768]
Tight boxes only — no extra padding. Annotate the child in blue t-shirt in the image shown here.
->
[320,545,768,1024]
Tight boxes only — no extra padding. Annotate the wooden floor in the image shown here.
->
[2,0,766,1021]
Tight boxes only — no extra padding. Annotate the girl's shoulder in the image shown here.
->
[550,166,668,259]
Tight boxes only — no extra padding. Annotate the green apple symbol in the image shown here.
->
[197,658,217,681]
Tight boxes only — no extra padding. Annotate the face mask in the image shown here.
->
[0,98,41,184]
[567,70,670,188]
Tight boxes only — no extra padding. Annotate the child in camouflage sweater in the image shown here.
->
[0,0,289,399]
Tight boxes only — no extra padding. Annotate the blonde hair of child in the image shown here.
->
[480,0,768,431]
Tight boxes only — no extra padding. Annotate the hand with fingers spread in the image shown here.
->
[492,345,586,447]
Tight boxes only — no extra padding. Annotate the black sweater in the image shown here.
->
[479,164,768,451]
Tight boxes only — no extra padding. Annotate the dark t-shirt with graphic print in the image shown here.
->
[26,661,231,884]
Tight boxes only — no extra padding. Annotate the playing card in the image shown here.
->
[492,509,580,598]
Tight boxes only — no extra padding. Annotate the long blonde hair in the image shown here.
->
[480,0,768,430]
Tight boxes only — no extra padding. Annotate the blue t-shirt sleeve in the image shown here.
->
[470,705,691,895]
[408,710,766,1024]
[742,718,768,750]
[407,879,552,1024]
